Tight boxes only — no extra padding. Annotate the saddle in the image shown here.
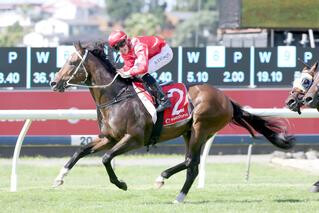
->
[132,81,192,149]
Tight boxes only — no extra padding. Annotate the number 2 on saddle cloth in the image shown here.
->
[132,81,192,126]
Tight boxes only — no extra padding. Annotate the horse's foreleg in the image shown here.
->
[53,137,113,188]
[102,134,142,191]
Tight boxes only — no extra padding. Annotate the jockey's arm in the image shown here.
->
[125,43,149,77]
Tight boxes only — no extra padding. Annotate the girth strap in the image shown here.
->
[146,111,164,151]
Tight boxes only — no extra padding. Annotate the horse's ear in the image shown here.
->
[74,41,84,54]
[298,57,311,70]
[312,61,318,71]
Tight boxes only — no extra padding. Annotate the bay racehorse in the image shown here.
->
[51,41,295,203]
[285,61,319,193]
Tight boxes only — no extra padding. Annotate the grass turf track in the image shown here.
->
[0,155,319,213]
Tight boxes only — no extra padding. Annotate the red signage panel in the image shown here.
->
[0,89,317,135]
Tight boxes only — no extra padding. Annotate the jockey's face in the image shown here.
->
[113,39,129,54]
[119,43,129,54]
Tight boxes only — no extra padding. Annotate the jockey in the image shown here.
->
[108,30,172,112]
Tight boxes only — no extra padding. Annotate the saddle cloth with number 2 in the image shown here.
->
[132,82,192,126]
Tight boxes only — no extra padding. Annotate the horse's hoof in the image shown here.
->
[52,179,64,188]
[155,176,165,189]
[173,192,186,204]
[310,185,319,193]
[173,200,183,204]
[155,181,164,189]
[118,180,127,191]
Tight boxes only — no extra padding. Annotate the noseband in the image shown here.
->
[66,49,89,87]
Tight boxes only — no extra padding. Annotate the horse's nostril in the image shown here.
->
[305,96,313,104]
[50,81,56,87]
[286,99,296,107]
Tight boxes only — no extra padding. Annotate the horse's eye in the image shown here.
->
[301,78,312,89]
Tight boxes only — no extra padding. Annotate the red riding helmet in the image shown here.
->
[108,30,127,47]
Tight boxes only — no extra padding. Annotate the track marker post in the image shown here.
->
[10,119,32,192]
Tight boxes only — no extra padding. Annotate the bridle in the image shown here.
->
[66,49,119,88]
[64,48,137,109]
[306,71,319,97]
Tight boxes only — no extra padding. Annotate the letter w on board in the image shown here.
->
[187,52,200,63]
[36,52,50,63]
[258,52,271,63]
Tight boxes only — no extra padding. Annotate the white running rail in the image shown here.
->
[0,108,318,191]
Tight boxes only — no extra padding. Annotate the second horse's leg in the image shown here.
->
[53,137,113,187]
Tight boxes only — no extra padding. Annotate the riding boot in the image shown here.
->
[142,74,171,112]
[151,81,172,112]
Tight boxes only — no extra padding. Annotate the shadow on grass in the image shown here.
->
[274,199,317,203]
[144,199,263,205]
[185,199,263,204]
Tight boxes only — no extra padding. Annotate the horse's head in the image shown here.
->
[303,62,319,109]
[51,42,90,92]
[285,60,317,113]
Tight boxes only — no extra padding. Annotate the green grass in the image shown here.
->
[241,0,319,28]
[1,157,319,212]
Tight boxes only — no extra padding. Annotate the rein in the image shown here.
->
[96,86,149,109]
[67,73,120,88]
[66,48,147,109]
[66,49,120,88]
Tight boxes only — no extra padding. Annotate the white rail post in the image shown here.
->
[197,134,216,188]
[10,119,32,192]
[245,143,253,182]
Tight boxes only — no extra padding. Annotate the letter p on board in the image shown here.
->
[8,52,18,64]
[234,51,242,63]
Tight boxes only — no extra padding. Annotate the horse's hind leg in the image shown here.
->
[310,181,319,192]
[174,150,201,203]
[174,127,210,203]
[53,137,113,187]
[155,132,191,188]
[158,136,203,203]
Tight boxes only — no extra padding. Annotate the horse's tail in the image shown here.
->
[230,101,295,150]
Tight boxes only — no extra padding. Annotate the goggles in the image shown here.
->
[113,40,126,51]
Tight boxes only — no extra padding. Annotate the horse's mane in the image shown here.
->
[83,41,117,74]
[82,41,132,86]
